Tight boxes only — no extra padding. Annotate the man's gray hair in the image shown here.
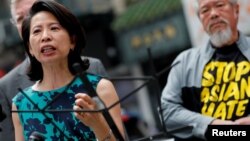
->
[194,0,238,14]
[10,0,55,22]
[10,0,21,20]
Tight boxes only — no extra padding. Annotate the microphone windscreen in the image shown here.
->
[72,63,82,74]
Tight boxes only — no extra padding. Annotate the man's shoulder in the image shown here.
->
[176,47,201,59]
[0,60,29,85]
[81,56,107,76]
[81,56,101,64]
[245,35,250,42]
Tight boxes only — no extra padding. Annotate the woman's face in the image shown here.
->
[29,11,75,65]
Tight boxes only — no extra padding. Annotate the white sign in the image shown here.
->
[181,0,250,47]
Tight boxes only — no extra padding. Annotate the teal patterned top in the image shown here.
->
[12,74,101,141]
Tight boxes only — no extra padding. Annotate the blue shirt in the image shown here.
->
[13,74,101,141]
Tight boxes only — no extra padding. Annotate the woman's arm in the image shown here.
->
[96,79,125,139]
[74,78,125,141]
[12,103,25,141]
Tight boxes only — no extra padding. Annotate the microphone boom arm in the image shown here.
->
[73,63,124,141]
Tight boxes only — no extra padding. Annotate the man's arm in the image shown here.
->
[235,116,250,125]
[0,59,33,141]
[161,53,214,140]
[0,85,15,141]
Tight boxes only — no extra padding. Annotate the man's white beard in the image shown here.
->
[209,26,232,48]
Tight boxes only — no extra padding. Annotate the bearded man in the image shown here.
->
[161,0,250,141]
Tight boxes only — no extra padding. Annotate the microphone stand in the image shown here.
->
[12,75,153,141]
[73,63,124,141]
[17,88,74,141]
[11,48,178,140]
[145,47,179,140]
[13,78,152,114]
[146,47,167,136]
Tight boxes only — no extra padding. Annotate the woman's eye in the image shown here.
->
[32,29,41,34]
[51,27,59,31]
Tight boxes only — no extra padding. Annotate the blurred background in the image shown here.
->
[0,0,249,140]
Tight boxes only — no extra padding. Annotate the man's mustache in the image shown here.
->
[207,18,229,33]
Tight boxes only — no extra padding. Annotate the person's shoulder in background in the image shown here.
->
[0,58,33,98]
[81,56,108,77]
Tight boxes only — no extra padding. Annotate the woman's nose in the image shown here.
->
[41,30,51,42]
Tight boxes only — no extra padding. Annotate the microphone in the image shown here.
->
[72,63,105,110]
[29,131,45,141]
[0,104,6,122]
[72,62,124,141]
[11,54,179,140]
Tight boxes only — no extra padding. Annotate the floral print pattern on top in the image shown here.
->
[12,74,101,141]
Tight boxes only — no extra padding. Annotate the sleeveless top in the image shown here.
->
[12,74,102,141]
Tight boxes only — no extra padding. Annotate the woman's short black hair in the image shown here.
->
[22,0,89,81]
